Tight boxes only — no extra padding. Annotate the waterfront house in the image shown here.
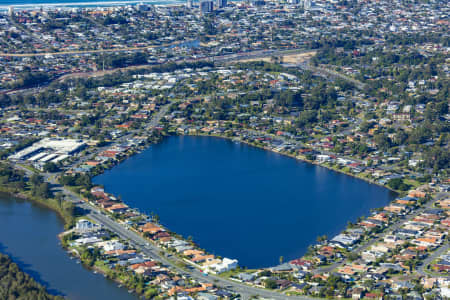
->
[75,219,98,233]
[289,258,313,271]
[101,240,125,252]
[192,254,215,264]
[106,203,129,214]
[270,263,294,273]
[140,223,165,235]
[238,273,255,282]
[73,236,102,246]
[205,258,238,274]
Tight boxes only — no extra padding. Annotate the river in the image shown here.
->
[94,136,397,268]
[0,193,137,300]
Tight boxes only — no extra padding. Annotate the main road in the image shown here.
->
[58,183,315,300]
[11,105,314,299]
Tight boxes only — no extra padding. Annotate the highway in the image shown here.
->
[303,64,366,90]
[0,38,199,58]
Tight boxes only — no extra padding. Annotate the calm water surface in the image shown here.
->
[0,194,137,300]
[94,136,397,268]
[0,0,183,8]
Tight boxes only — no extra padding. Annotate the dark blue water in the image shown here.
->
[0,194,137,300]
[94,136,396,268]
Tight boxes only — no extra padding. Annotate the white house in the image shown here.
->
[75,219,97,233]
[206,258,238,274]
[316,154,331,163]
[102,240,126,252]
[73,237,102,246]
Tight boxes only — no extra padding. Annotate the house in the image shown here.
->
[316,154,331,162]
[106,203,128,213]
[330,233,360,248]
[238,272,255,282]
[364,292,383,300]
[288,283,308,293]
[350,287,364,299]
[289,258,313,271]
[140,223,164,235]
[75,219,98,233]
[197,293,218,300]
[204,258,238,274]
[73,236,102,246]
[102,240,125,252]
[362,250,384,262]
[271,263,294,273]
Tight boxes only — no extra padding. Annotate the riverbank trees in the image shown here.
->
[0,162,75,228]
[0,253,64,300]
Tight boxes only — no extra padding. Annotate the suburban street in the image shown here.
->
[417,243,449,277]
[54,181,316,300]
[14,149,448,300]
[10,105,317,299]
[316,192,449,274]
[1,1,448,299]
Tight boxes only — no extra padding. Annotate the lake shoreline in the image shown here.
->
[183,132,399,194]
[93,133,397,267]
[1,131,400,298]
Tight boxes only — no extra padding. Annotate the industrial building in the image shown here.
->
[8,138,86,164]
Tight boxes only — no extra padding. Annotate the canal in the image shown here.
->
[94,136,397,268]
[0,194,137,300]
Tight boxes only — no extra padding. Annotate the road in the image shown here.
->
[0,39,198,58]
[11,108,315,299]
[1,48,315,98]
[49,177,315,300]
[417,243,449,277]
[17,153,447,299]
[316,192,449,274]
[306,65,366,90]
[86,205,317,300]
[11,102,444,298]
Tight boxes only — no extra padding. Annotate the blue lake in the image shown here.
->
[94,136,396,268]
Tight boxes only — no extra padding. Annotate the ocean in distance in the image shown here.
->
[0,0,184,10]
[94,136,397,268]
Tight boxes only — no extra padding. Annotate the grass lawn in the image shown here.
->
[18,163,39,174]
[404,178,421,189]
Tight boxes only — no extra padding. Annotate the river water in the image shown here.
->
[0,194,137,300]
[94,136,397,268]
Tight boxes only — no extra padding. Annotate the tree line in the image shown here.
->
[0,253,64,300]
